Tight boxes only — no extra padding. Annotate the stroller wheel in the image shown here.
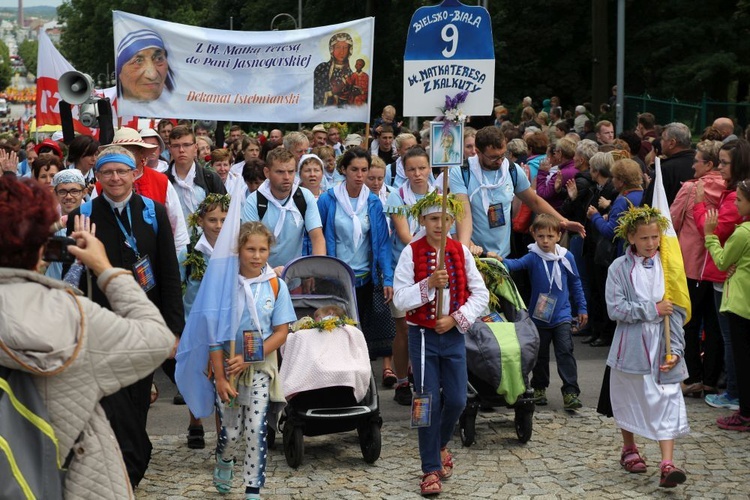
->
[283,424,304,468]
[459,411,476,447]
[514,406,533,443]
[358,422,381,464]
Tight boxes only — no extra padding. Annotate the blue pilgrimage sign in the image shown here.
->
[403,0,495,117]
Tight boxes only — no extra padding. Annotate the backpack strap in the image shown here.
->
[390,161,398,186]
[79,200,93,219]
[141,197,158,234]
[509,162,518,191]
[256,191,269,220]
[269,276,279,299]
[292,188,307,219]
[461,162,470,189]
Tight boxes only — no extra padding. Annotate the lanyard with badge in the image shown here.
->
[237,277,265,363]
[411,328,432,428]
[532,260,557,323]
[483,169,506,228]
[114,205,156,292]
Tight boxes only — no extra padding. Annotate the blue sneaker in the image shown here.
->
[705,392,740,410]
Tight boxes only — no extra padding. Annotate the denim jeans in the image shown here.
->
[532,322,580,395]
[408,325,467,473]
[715,289,737,398]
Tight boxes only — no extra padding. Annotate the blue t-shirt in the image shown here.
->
[334,196,372,277]
[449,158,530,257]
[242,186,322,268]
[230,277,297,354]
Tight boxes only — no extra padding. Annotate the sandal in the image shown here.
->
[187,425,205,449]
[620,445,647,473]
[382,368,397,388]
[213,457,234,494]
[420,471,442,496]
[150,383,159,405]
[439,448,453,479]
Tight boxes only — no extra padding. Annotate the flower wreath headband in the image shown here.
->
[187,193,231,229]
[402,190,465,222]
[613,204,669,241]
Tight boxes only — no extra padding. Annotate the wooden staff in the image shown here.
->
[228,339,236,405]
[435,166,450,319]
[363,123,371,150]
[664,314,673,362]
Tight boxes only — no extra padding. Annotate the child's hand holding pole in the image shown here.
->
[657,299,674,365]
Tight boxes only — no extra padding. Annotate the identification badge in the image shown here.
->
[132,255,156,292]
[532,293,557,323]
[243,330,264,363]
[411,393,432,428]
[487,202,506,228]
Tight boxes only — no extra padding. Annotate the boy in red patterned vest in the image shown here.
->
[393,192,489,496]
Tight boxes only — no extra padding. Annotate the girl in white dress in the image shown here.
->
[605,206,690,488]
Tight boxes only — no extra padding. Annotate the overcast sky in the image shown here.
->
[0,0,62,8]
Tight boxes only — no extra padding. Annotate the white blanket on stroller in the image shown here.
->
[280,325,371,402]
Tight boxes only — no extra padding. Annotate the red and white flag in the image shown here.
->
[36,31,138,135]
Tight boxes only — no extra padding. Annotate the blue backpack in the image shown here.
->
[80,197,158,233]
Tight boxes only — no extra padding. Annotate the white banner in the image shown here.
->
[113,11,374,122]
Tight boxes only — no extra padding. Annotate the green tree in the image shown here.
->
[17,39,38,76]
[0,40,12,90]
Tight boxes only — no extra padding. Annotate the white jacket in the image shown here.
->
[0,267,175,499]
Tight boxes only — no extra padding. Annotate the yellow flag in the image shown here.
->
[653,157,691,324]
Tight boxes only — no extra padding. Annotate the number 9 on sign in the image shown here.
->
[441,23,458,58]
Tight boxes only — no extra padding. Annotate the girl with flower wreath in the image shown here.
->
[604,205,689,488]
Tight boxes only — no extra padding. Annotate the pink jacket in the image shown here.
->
[692,184,743,283]
[671,171,725,281]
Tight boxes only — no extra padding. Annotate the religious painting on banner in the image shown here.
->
[430,120,463,167]
[113,11,374,122]
[403,0,494,118]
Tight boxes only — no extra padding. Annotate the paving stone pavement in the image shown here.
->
[136,396,750,499]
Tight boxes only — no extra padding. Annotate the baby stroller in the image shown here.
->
[278,256,382,468]
[459,258,540,446]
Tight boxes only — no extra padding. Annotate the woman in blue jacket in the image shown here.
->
[317,147,394,367]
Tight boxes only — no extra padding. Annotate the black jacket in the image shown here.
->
[66,194,184,335]
[641,149,694,207]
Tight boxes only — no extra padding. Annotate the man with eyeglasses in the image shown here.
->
[165,125,226,220]
[46,169,88,280]
[449,126,585,259]
[65,145,183,489]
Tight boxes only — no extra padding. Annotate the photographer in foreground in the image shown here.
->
[0,176,176,497]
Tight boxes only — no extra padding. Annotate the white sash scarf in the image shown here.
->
[468,155,510,213]
[172,163,200,214]
[256,178,303,238]
[334,182,370,250]
[527,242,574,291]
[236,265,277,337]
[400,181,435,235]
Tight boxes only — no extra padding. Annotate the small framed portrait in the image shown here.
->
[430,121,463,167]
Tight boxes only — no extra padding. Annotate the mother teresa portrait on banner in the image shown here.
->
[116,28,176,103]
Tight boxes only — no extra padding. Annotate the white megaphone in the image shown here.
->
[58,71,95,105]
